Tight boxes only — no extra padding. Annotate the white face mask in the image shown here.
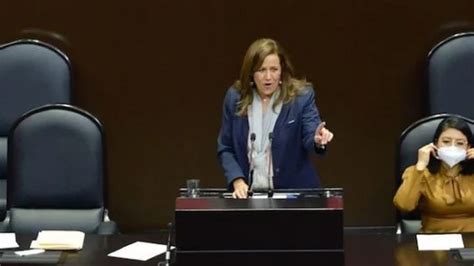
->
[437,146,467,168]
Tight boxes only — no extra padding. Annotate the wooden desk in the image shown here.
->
[3,231,473,265]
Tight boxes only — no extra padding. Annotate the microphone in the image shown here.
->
[248,133,256,198]
[267,132,274,198]
[164,222,172,266]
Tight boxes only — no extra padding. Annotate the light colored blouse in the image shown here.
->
[394,164,474,233]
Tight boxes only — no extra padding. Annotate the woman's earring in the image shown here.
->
[250,81,254,87]
[279,80,282,85]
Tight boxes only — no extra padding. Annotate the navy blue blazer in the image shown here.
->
[217,86,325,190]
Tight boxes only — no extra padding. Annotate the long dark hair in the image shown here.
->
[428,116,474,175]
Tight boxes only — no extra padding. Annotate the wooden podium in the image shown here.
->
[175,189,344,266]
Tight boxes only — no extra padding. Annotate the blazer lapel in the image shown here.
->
[273,103,291,137]
[235,115,249,151]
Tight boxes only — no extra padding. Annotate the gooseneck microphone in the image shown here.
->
[267,132,274,198]
[248,133,256,198]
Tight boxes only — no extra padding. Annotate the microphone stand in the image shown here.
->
[248,133,256,198]
[158,222,172,266]
[267,132,274,198]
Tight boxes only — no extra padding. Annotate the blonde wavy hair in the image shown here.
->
[234,38,311,116]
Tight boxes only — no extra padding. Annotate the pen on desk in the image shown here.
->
[165,222,172,266]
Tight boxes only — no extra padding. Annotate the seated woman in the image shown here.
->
[394,116,474,232]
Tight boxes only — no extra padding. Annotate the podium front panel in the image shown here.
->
[175,194,343,252]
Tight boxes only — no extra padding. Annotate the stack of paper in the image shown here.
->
[30,230,85,250]
[0,233,20,249]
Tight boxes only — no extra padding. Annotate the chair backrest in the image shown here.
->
[427,32,474,118]
[396,113,474,233]
[0,39,72,216]
[7,104,107,234]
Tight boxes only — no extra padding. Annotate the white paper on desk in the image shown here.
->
[251,193,269,199]
[416,234,464,251]
[0,233,19,249]
[251,193,299,199]
[273,193,299,199]
[108,241,174,261]
[30,230,85,250]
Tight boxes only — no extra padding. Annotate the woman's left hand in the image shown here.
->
[467,148,474,160]
[314,121,334,146]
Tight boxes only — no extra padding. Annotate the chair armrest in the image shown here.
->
[401,219,422,234]
[0,211,10,232]
[97,221,119,235]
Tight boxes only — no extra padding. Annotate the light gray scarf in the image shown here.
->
[247,89,282,191]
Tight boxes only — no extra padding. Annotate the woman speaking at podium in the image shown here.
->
[217,38,334,199]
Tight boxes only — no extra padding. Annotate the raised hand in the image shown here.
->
[314,121,334,147]
[416,143,437,171]
[467,148,474,160]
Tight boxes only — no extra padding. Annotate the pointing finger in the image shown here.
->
[316,121,326,135]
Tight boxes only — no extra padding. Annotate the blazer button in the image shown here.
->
[275,168,280,173]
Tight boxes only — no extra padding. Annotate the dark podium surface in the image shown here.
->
[175,189,344,265]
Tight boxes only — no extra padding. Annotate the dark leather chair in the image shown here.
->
[0,39,72,220]
[1,104,117,234]
[396,113,474,234]
[427,32,474,118]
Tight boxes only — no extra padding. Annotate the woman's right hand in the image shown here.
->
[416,143,437,171]
[232,178,249,199]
